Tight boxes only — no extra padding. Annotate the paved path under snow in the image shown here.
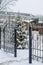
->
[0,49,43,65]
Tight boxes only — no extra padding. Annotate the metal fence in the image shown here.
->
[29,23,43,63]
[2,22,43,63]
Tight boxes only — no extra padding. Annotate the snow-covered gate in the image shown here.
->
[3,20,17,57]
[29,23,43,63]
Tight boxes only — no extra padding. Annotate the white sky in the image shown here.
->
[7,0,43,15]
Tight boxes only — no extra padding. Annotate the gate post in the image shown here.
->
[29,24,32,63]
[3,27,5,50]
[14,28,17,57]
[0,27,1,49]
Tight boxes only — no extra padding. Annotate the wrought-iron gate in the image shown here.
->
[29,23,43,63]
[3,20,17,57]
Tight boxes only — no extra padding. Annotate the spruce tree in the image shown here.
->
[15,16,27,49]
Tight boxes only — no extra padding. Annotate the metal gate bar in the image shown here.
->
[0,27,1,49]
[29,24,32,63]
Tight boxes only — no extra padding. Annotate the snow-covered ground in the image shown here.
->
[0,49,43,65]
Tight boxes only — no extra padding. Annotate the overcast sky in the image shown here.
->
[7,0,43,15]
